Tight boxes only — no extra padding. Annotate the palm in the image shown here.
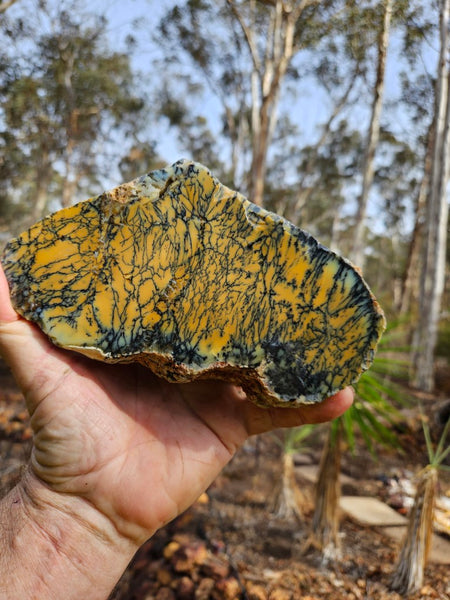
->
[16,334,251,540]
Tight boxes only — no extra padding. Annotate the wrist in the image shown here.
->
[1,469,138,600]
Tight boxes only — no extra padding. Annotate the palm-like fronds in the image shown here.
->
[391,465,438,595]
[308,321,409,561]
[391,415,449,594]
[306,421,342,562]
[346,321,410,455]
[271,425,317,520]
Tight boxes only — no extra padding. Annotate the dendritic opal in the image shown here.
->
[2,160,385,407]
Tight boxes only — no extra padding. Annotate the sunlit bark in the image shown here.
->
[303,424,341,562]
[228,0,316,206]
[399,130,433,316]
[352,0,392,269]
[391,467,438,595]
[412,0,450,391]
[271,452,305,521]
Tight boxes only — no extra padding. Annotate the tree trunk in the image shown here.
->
[351,0,392,270]
[303,424,341,562]
[32,145,52,221]
[391,466,438,595]
[412,0,450,391]
[271,452,305,521]
[61,139,77,208]
[398,129,434,316]
[61,48,77,208]
[0,0,18,13]
[229,0,300,206]
[250,98,271,206]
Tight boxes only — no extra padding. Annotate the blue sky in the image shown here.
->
[4,0,440,235]
[79,1,440,236]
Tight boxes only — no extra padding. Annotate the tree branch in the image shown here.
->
[0,0,18,14]
[226,0,262,75]
[293,67,360,215]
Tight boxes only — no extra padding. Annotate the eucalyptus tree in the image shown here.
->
[226,0,344,206]
[0,0,147,230]
[287,121,364,246]
[305,323,408,561]
[154,0,373,208]
[370,130,427,309]
[412,0,450,391]
[393,6,437,317]
[351,0,393,270]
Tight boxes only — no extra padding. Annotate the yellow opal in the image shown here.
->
[1,160,385,406]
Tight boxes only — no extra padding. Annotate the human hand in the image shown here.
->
[0,261,352,598]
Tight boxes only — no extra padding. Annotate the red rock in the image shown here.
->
[172,541,209,573]
[140,580,161,598]
[176,576,195,600]
[201,555,230,579]
[156,567,173,586]
[154,586,175,600]
[213,577,241,600]
[163,541,181,560]
[196,492,209,504]
[269,590,292,600]
[246,583,268,600]
[195,577,215,600]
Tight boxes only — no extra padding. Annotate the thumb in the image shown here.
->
[0,261,20,324]
[0,261,69,399]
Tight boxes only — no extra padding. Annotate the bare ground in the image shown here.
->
[0,358,449,600]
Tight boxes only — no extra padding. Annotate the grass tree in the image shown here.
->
[271,425,316,521]
[306,420,342,560]
[391,413,450,595]
[304,323,408,563]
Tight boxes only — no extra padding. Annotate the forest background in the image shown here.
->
[0,0,449,395]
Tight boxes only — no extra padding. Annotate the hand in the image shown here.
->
[0,262,352,598]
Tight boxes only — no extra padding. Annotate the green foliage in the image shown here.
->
[284,424,317,455]
[421,406,450,471]
[342,321,410,456]
[271,424,317,455]
[435,318,450,359]
[0,0,149,227]
[286,120,363,237]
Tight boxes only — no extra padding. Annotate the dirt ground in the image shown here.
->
[0,357,449,600]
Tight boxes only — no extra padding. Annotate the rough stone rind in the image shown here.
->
[1,159,385,407]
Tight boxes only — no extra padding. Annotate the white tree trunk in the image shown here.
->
[399,130,433,315]
[352,0,392,270]
[413,0,450,391]
[228,0,305,206]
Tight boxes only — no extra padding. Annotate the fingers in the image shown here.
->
[244,386,354,435]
